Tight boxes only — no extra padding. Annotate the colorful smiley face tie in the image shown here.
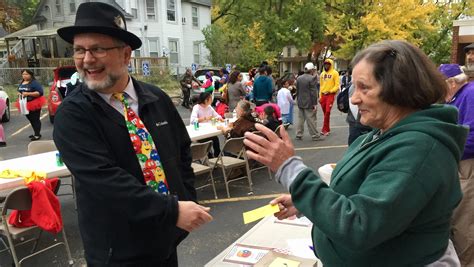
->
[112,92,169,195]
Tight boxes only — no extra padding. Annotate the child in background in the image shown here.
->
[190,92,223,124]
[201,72,215,93]
[255,102,281,121]
[190,92,223,157]
[277,79,295,124]
[261,105,281,132]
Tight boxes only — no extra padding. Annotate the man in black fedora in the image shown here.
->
[463,43,474,82]
[54,2,212,266]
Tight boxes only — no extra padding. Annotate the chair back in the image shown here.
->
[28,140,57,155]
[274,123,290,137]
[190,141,212,162]
[2,187,32,215]
[222,137,245,156]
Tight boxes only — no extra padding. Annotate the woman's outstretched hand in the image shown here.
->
[244,123,295,172]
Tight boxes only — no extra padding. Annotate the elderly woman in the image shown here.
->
[244,40,467,266]
[218,100,256,139]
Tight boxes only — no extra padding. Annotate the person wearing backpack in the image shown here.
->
[346,84,372,145]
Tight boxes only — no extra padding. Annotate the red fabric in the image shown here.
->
[8,178,63,234]
[14,96,46,112]
[319,93,335,133]
[215,102,228,118]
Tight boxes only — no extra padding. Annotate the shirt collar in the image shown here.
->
[96,77,137,103]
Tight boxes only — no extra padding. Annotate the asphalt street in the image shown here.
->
[0,103,349,266]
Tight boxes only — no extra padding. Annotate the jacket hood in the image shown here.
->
[384,104,467,162]
[323,58,334,71]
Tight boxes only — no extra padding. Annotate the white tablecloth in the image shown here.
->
[0,151,70,191]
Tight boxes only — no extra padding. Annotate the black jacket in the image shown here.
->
[53,78,196,265]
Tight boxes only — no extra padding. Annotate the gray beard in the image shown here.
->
[466,63,474,71]
[79,70,122,93]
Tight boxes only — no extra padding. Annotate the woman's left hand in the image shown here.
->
[244,123,295,172]
[270,194,299,220]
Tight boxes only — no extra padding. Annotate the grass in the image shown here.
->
[3,84,24,102]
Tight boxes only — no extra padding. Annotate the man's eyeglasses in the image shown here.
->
[72,46,125,59]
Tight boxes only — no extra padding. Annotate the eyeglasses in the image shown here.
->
[72,46,125,59]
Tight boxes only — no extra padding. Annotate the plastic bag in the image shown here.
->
[19,95,29,115]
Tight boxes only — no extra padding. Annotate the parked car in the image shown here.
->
[0,86,10,122]
[47,66,77,123]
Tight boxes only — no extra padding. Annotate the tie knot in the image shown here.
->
[112,92,125,102]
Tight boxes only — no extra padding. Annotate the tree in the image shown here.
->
[326,0,437,60]
[421,0,474,64]
[10,0,40,28]
[0,0,39,32]
[203,0,325,70]
[0,0,21,32]
[325,0,474,64]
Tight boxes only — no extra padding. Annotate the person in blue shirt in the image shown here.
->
[253,66,273,106]
[16,69,46,140]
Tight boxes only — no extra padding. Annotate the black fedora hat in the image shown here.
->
[464,43,474,53]
[57,2,142,50]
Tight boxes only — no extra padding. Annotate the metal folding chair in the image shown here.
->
[0,184,73,266]
[248,131,272,180]
[191,141,218,199]
[208,137,253,198]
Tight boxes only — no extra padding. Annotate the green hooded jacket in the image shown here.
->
[290,105,467,266]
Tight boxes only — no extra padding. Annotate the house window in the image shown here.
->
[168,40,179,64]
[55,0,62,15]
[287,47,291,57]
[193,42,200,64]
[192,6,199,27]
[146,0,156,20]
[134,49,141,57]
[167,0,176,22]
[148,39,160,57]
[69,0,76,13]
[132,8,138,19]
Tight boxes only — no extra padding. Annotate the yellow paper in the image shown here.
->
[269,257,300,267]
[243,204,280,224]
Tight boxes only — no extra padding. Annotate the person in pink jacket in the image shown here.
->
[0,98,6,147]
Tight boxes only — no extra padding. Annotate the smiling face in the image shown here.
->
[351,59,410,132]
[466,49,474,70]
[73,33,131,93]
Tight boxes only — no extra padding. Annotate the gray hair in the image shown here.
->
[449,73,468,84]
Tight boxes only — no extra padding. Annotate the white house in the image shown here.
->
[21,0,211,70]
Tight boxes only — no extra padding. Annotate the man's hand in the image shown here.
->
[270,194,299,220]
[176,201,213,232]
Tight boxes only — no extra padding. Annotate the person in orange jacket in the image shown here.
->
[319,59,340,135]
